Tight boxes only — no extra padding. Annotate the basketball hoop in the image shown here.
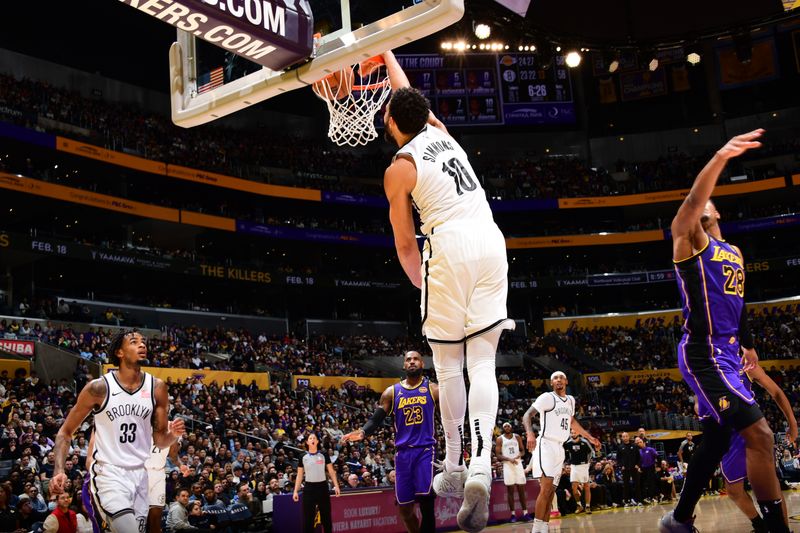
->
[312,56,392,147]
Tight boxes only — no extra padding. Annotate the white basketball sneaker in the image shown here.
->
[432,465,467,498]
[457,468,492,533]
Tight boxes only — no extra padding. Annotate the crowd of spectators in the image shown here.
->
[0,326,798,529]
[2,73,797,204]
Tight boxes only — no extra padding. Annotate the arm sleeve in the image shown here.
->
[362,407,387,437]
[324,453,331,465]
[738,305,754,350]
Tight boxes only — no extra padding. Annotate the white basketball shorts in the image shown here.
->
[89,461,148,529]
[147,468,166,508]
[420,220,515,342]
[503,461,527,486]
[570,463,591,484]
[530,438,565,486]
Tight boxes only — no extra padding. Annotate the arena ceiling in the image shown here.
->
[0,0,790,103]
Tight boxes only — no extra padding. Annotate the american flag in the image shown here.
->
[197,67,224,94]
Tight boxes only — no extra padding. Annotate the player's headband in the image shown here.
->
[502,422,511,428]
[550,371,567,381]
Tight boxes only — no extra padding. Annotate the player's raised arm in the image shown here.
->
[383,50,448,134]
[671,129,763,261]
[749,364,799,444]
[384,160,422,289]
[52,378,107,494]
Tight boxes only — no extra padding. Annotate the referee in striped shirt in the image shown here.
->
[293,433,341,533]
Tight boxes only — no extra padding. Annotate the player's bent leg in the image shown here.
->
[533,477,555,532]
[464,328,503,474]
[430,341,466,474]
[739,417,790,532]
[726,480,767,533]
[418,496,436,533]
[398,503,420,533]
[667,418,731,527]
[147,507,163,533]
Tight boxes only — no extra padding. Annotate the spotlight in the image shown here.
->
[565,51,582,68]
[606,50,621,73]
[454,41,466,51]
[474,23,491,40]
[441,42,452,50]
[648,57,659,71]
[523,45,529,51]
[479,43,485,50]
[555,45,562,52]
[687,52,701,65]
[518,45,524,51]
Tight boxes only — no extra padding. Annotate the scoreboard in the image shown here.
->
[395,53,575,126]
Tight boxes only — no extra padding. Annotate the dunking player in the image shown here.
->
[523,372,600,533]
[496,423,532,523]
[341,351,437,533]
[381,49,515,533]
[51,330,185,532]
[660,129,790,533]
[718,363,797,532]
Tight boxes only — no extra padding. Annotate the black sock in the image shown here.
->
[757,499,789,533]
[674,421,731,523]
[751,514,768,533]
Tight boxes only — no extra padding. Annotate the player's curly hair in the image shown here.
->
[388,87,430,135]
[108,328,140,364]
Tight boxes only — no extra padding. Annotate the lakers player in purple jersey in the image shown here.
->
[342,351,438,533]
[718,364,796,533]
[660,129,790,533]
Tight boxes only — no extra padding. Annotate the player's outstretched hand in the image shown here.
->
[741,347,759,372]
[526,432,536,452]
[50,472,67,495]
[169,418,186,438]
[340,429,365,446]
[717,129,764,160]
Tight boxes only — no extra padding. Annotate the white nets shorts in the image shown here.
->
[530,438,565,486]
[89,461,148,529]
[420,220,514,342]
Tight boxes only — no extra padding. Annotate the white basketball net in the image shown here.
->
[313,63,392,147]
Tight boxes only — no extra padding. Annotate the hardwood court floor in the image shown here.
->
[478,490,800,532]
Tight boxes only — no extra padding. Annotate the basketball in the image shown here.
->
[312,67,354,101]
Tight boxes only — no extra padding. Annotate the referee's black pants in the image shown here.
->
[302,481,332,533]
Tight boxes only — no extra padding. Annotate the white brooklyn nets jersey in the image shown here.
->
[92,371,155,468]
[396,125,494,235]
[145,442,170,471]
[532,392,575,443]
[501,434,521,461]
